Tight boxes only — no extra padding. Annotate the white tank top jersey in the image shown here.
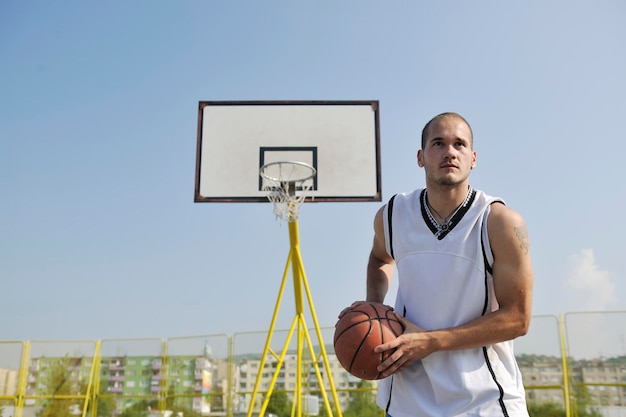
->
[377,187,529,417]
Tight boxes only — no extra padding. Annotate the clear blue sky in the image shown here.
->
[2,1,625,351]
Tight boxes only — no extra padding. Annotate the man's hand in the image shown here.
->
[374,315,431,378]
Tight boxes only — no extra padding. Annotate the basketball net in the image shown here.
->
[260,161,316,222]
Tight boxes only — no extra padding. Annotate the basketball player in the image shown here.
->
[362,113,534,416]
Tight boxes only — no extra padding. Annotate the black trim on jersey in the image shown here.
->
[481,201,504,278]
[387,194,397,259]
[385,375,394,413]
[481,237,493,277]
[384,194,398,413]
[481,235,491,316]
[420,189,477,240]
[420,189,438,235]
[481,215,509,417]
[384,305,407,414]
[483,347,510,417]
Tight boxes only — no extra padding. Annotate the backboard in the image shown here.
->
[194,100,381,203]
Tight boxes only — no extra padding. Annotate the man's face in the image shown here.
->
[417,116,476,187]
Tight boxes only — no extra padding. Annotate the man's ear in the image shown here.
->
[417,149,424,167]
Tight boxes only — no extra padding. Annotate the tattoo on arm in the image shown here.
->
[514,226,530,255]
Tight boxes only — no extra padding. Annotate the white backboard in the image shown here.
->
[194,100,381,203]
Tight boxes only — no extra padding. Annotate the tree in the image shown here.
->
[79,376,117,417]
[571,385,602,417]
[94,383,117,417]
[527,394,602,417]
[36,357,81,417]
[316,397,338,417]
[118,399,151,417]
[527,401,565,417]
[341,380,380,417]
[165,384,202,417]
[168,404,203,417]
[266,390,292,417]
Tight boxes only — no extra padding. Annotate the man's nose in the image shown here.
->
[443,144,456,158]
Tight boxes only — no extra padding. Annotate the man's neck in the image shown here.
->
[425,183,471,218]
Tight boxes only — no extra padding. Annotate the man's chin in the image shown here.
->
[435,176,468,187]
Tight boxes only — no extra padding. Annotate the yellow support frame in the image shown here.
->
[16,340,30,417]
[88,341,102,417]
[246,219,343,417]
[558,315,571,417]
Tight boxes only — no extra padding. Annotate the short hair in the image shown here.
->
[421,112,473,149]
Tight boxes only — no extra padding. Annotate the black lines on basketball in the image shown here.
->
[333,302,405,380]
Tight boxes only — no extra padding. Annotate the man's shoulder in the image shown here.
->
[487,201,526,229]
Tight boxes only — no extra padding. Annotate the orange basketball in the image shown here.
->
[333,302,404,380]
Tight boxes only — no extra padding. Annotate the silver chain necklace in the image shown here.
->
[423,187,473,237]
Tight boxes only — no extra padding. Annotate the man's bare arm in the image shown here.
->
[366,206,395,304]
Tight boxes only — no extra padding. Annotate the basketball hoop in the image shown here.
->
[260,161,316,222]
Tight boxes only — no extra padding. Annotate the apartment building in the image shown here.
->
[25,353,215,415]
[235,351,377,415]
[518,355,626,408]
[0,368,19,396]
[576,358,626,408]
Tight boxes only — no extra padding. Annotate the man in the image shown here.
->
[364,112,533,416]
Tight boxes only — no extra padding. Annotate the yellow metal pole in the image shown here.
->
[257,316,300,417]
[296,319,304,417]
[289,220,305,417]
[296,254,343,417]
[246,249,294,417]
[289,218,343,417]
[84,340,102,417]
[226,335,234,417]
[300,319,340,417]
[159,339,168,413]
[559,314,571,417]
[15,341,30,417]
[289,221,304,316]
